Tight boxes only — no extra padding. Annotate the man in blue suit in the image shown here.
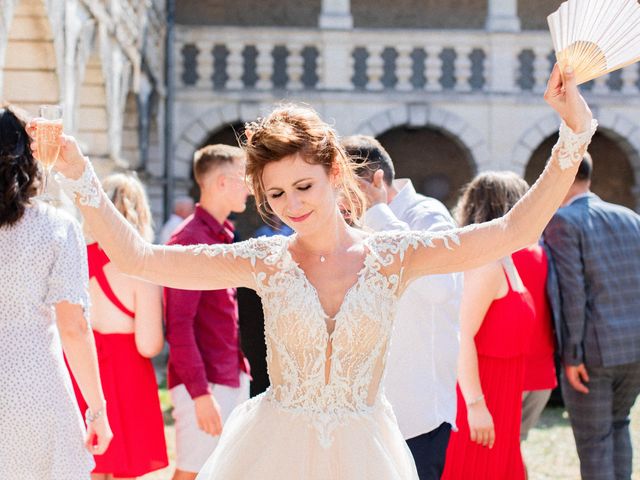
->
[544,153,640,480]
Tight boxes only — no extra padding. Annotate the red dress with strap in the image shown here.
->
[442,266,535,480]
[68,243,168,476]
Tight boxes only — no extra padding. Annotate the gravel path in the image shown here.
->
[142,403,640,479]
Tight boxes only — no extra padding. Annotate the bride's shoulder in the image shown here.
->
[232,234,291,263]
[366,228,460,254]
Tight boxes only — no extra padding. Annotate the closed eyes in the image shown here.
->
[269,184,312,199]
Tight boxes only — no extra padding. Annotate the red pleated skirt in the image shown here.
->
[69,331,168,476]
[442,355,525,480]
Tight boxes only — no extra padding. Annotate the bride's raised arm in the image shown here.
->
[46,140,260,291]
[399,65,595,285]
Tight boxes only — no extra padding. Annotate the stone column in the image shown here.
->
[485,0,520,32]
[319,0,353,29]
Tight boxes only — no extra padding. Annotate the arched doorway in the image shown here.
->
[376,126,476,211]
[524,131,637,210]
[198,122,270,397]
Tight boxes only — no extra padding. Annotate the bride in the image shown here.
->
[42,65,593,479]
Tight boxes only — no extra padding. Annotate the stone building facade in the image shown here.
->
[173,0,640,238]
[0,0,166,220]
[2,0,640,236]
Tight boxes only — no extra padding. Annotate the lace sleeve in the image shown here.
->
[392,119,597,288]
[56,161,268,291]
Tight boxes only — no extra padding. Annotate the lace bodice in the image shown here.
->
[257,235,426,446]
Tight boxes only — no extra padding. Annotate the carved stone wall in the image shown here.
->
[1,0,59,114]
[352,0,487,29]
[0,0,166,221]
[518,0,562,30]
[175,0,321,27]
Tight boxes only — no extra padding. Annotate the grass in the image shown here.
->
[142,392,640,479]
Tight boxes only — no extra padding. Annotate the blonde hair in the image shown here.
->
[102,173,154,242]
[243,104,366,225]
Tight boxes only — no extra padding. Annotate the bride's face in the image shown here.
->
[262,153,339,235]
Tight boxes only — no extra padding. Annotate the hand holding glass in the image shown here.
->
[36,105,63,199]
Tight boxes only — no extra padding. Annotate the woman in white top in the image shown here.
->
[0,106,112,479]
[45,65,592,479]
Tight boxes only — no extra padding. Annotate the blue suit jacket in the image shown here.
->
[543,193,640,367]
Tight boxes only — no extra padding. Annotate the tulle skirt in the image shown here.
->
[197,391,418,479]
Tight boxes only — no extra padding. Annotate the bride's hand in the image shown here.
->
[544,63,593,133]
[26,121,88,180]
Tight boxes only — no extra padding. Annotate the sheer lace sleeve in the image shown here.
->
[392,119,597,290]
[56,162,270,291]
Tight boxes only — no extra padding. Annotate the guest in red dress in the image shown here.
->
[69,173,167,479]
[443,172,535,480]
[513,245,557,444]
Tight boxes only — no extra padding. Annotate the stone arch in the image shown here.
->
[517,112,640,210]
[511,112,640,180]
[355,104,489,172]
[173,102,262,180]
[1,0,62,115]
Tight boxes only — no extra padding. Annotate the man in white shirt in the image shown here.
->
[343,135,462,480]
[159,196,195,244]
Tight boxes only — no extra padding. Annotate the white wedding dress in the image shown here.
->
[195,233,439,479]
[58,119,595,479]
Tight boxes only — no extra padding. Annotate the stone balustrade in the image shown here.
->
[176,26,640,96]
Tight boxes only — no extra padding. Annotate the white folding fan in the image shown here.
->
[548,0,640,85]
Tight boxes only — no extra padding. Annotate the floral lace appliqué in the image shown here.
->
[55,161,102,208]
[552,119,598,170]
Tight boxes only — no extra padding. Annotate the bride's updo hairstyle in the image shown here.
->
[0,106,41,228]
[243,104,366,226]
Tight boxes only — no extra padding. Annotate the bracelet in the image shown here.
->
[466,394,485,407]
[85,404,106,424]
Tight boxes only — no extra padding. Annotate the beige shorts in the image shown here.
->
[170,374,250,473]
[520,389,552,441]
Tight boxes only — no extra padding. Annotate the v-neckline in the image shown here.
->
[285,236,371,336]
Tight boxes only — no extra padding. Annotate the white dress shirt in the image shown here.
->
[159,213,185,244]
[364,179,462,439]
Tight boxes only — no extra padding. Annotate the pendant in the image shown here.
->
[320,255,326,263]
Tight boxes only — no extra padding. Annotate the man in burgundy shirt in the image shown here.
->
[165,144,251,480]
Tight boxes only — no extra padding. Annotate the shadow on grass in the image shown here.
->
[532,406,571,430]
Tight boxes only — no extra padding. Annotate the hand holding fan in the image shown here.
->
[548,0,640,85]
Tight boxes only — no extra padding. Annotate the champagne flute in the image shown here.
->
[36,105,63,201]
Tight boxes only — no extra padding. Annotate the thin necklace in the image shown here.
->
[290,242,337,264]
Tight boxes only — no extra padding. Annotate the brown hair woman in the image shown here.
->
[0,106,112,479]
